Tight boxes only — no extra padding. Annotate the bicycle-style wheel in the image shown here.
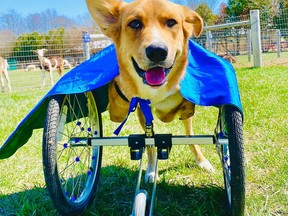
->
[43,92,102,215]
[133,190,149,216]
[217,105,245,216]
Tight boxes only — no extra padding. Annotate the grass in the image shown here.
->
[233,51,288,68]
[2,67,71,92]
[0,58,288,215]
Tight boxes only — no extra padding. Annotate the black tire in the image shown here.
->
[218,105,245,216]
[43,92,102,215]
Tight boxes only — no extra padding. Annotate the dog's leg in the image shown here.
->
[182,117,214,172]
[145,145,157,183]
[137,108,157,183]
[107,81,131,122]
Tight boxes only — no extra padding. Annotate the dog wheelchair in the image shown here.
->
[0,41,245,215]
[42,88,245,216]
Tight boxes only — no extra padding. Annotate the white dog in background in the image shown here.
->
[0,56,12,92]
[34,49,64,86]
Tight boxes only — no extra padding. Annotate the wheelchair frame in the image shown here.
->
[42,90,245,216]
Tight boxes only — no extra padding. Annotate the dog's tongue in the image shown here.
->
[145,67,165,86]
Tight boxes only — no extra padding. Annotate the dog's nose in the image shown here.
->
[146,45,168,63]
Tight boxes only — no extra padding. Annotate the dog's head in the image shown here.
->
[87,0,202,93]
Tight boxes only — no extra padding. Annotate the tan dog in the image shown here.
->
[86,0,214,182]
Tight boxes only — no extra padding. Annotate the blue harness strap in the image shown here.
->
[113,97,153,135]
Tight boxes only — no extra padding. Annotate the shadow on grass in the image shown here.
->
[0,187,57,216]
[0,165,227,216]
[89,165,227,216]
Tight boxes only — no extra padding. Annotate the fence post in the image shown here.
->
[247,29,252,62]
[250,10,262,67]
[276,29,281,58]
[206,30,212,51]
[82,31,90,61]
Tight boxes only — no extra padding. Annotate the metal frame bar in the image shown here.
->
[89,135,216,147]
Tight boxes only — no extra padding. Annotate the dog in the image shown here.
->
[34,49,64,86]
[0,56,12,92]
[86,0,214,182]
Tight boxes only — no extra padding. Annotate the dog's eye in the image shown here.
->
[128,19,143,29]
[166,19,177,27]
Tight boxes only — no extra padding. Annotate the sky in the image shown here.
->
[0,0,90,17]
[0,0,227,18]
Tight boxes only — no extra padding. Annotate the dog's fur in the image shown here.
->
[0,56,12,92]
[86,0,214,182]
[34,49,64,86]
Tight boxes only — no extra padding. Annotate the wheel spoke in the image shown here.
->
[43,92,102,214]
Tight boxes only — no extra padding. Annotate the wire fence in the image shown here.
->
[195,8,288,56]
[0,9,288,92]
[0,28,111,92]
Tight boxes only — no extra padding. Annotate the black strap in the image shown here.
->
[114,82,129,102]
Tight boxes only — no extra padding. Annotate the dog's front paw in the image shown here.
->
[197,159,215,173]
[145,165,158,183]
[145,171,156,183]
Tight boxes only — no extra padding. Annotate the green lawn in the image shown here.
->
[2,68,71,92]
[0,64,287,215]
[233,51,288,68]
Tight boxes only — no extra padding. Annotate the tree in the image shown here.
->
[76,13,99,33]
[26,13,44,33]
[45,27,65,55]
[226,0,283,18]
[0,30,16,58]
[215,3,229,24]
[40,9,75,33]
[12,28,67,61]
[226,0,253,17]
[12,32,45,61]
[273,7,288,29]
[0,8,80,35]
[196,3,217,25]
[0,9,26,35]
[172,0,225,13]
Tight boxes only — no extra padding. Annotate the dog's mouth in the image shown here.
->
[132,58,172,86]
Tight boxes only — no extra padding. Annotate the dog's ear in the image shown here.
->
[86,0,126,38]
[181,7,203,38]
